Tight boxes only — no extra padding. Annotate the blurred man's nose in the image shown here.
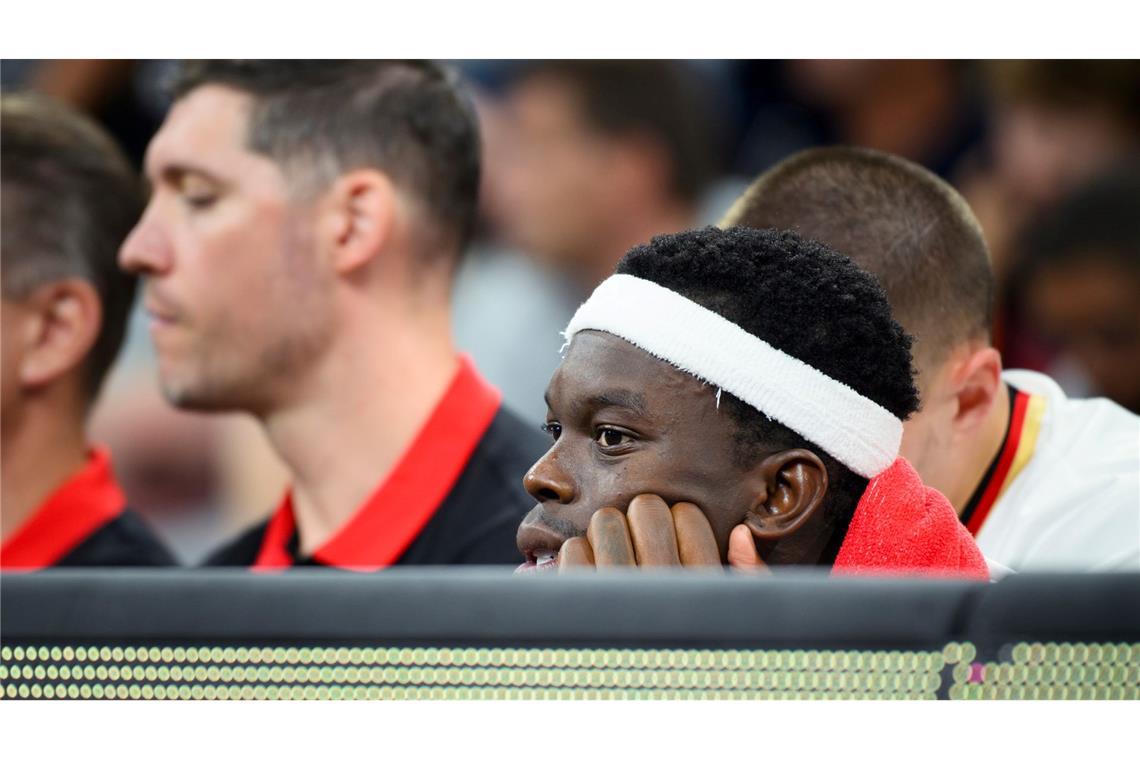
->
[119,212,173,275]
[523,451,576,505]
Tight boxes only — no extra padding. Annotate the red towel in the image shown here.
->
[833,458,989,580]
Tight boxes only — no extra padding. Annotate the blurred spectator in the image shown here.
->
[736,60,984,178]
[1016,162,1140,413]
[957,61,1140,377]
[453,61,730,425]
[494,60,721,286]
[1,94,174,569]
[448,79,585,426]
[4,61,254,561]
[1,60,175,167]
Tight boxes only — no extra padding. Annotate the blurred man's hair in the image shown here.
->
[1019,159,1140,280]
[988,60,1140,130]
[1,93,142,400]
[721,146,993,371]
[512,60,719,205]
[172,60,481,261]
[618,226,920,547]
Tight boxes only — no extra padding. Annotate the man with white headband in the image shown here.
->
[517,226,988,578]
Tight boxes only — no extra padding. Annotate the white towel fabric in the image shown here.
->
[563,274,903,478]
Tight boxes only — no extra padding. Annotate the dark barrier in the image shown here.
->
[2,570,1137,699]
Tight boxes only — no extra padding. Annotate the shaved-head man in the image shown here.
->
[723,146,1139,572]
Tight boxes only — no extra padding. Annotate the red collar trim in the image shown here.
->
[963,388,1037,536]
[253,355,502,571]
[1,448,126,571]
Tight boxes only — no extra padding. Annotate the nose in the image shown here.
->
[119,207,173,276]
[523,449,576,505]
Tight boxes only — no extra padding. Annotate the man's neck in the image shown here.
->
[260,308,460,556]
[949,381,1013,515]
[2,400,89,542]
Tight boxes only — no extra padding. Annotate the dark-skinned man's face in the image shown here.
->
[517,330,759,572]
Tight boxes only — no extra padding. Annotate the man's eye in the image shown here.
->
[182,194,217,209]
[595,427,631,448]
[541,422,562,441]
[178,175,219,209]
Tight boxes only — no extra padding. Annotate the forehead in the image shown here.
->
[510,75,591,133]
[550,331,714,414]
[144,85,258,180]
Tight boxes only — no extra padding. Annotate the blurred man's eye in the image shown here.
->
[178,175,219,208]
[183,195,217,209]
[541,422,562,441]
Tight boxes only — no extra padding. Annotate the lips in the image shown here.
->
[515,549,560,575]
[146,309,177,329]
[144,286,182,326]
[145,299,175,320]
[515,517,570,575]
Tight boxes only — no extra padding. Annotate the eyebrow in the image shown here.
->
[587,390,649,416]
[544,388,650,418]
[146,160,225,187]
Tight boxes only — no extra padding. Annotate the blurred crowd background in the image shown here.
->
[3,59,1137,562]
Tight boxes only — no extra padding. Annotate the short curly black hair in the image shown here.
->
[616,226,920,546]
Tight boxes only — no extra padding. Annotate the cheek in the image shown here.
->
[584,451,750,544]
[573,456,641,510]
[181,191,287,261]
[183,212,295,320]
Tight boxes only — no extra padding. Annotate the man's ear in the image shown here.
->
[320,169,397,275]
[948,346,1003,434]
[741,448,829,541]
[17,279,102,391]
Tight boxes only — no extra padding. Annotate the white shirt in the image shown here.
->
[974,370,1140,572]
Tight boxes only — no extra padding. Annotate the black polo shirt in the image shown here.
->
[1,448,176,569]
[205,356,547,569]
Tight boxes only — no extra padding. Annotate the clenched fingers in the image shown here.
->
[627,494,681,566]
[671,502,721,568]
[559,536,595,572]
[587,507,637,567]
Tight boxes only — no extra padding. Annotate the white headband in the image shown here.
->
[562,274,902,478]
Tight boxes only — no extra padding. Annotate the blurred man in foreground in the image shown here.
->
[724,146,1139,572]
[1,94,174,569]
[120,61,545,568]
[518,227,987,579]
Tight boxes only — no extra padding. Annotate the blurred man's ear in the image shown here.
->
[15,279,102,392]
[321,168,397,275]
[947,345,1003,434]
[741,448,829,541]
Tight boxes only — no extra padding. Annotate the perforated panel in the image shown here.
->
[3,641,1136,699]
